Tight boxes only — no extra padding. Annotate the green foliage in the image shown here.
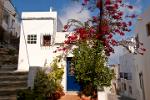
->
[17,57,64,100]
[17,88,34,100]
[72,41,114,95]
[47,57,64,82]
[33,69,56,99]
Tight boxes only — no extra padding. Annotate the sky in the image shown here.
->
[11,0,150,25]
[11,0,150,64]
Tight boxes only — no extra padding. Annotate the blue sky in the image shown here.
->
[12,0,77,16]
[11,0,150,25]
[11,0,150,14]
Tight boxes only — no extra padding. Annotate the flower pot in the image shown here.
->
[81,94,91,100]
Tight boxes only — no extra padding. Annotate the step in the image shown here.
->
[0,81,27,89]
[0,67,17,71]
[0,87,27,96]
[0,71,28,76]
[1,64,17,68]
[0,95,16,100]
[0,75,27,81]
[0,65,17,71]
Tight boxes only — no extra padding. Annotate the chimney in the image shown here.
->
[50,7,53,12]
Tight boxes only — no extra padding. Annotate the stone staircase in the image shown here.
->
[0,65,28,100]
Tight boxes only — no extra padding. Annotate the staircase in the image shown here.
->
[0,47,28,100]
[0,65,28,100]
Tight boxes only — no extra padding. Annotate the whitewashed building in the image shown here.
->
[133,7,150,100]
[0,0,20,40]
[119,48,138,99]
[18,9,82,92]
[117,7,150,100]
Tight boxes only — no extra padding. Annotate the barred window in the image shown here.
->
[120,72,123,78]
[27,34,37,44]
[146,23,150,36]
[43,35,51,46]
[124,73,128,79]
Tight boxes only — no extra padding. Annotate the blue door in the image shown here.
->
[67,57,80,91]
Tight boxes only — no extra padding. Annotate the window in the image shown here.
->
[120,72,123,78]
[3,11,10,25]
[124,83,126,91]
[27,34,37,44]
[135,34,139,49]
[43,35,51,46]
[124,73,128,80]
[129,86,132,94]
[128,73,132,80]
[146,23,150,36]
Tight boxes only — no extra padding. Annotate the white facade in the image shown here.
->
[118,7,150,100]
[133,7,150,100]
[18,10,71,92]
[1,0,20,37]
[119,49,138,99]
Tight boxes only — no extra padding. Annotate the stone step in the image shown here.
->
[0,95,16,100]
[0,64,17,68]
[0,75,27,81]
[0,81,27,89]
[0,87,27,96]
[0,67,17,71]
[0,71,28,76]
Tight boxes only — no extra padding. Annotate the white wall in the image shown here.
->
[2,0,20,37]
[134,7,150,100]
[119,51,138,99]
[18,10,70,91]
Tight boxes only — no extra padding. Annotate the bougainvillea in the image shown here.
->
[54,0,146,96]
[56,0,145,56]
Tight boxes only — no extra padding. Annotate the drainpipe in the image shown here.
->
[0,0,4,26]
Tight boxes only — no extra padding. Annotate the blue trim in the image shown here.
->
[66,57,80,91]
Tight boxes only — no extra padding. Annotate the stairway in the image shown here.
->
[0,65,28,100]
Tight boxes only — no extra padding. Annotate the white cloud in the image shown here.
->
[108,46,124,65]
[59,2,91,25]
[125,1,142,14]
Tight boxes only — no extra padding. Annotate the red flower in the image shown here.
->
[122,22,127,27]
[107,34,113,39]
[62,48,67,51]
[140,48,146,51]
[118,12,123,16]
[119,31,125,36]
[116,0,122,3]
[92,16,98,22]
[83,0,89,5]
[128,21,132,26]
[111,39,118,46]
[114,4,119,9]
[64,25,68,30]
[105,0,111,5]
[101,25,109,32]
[64,40,70,44]
[139,52,144,55]
[128,5,133,9]
[96,0,101,9]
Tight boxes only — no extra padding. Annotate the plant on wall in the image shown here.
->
[17,57,64,100]
[72,41,114,98]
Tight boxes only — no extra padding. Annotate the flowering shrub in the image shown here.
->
[57,0,145,55]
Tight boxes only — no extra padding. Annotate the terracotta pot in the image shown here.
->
[81,94,91,100]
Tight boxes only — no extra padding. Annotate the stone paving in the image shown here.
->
[58,92,136,100]
[59,94,81,100]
